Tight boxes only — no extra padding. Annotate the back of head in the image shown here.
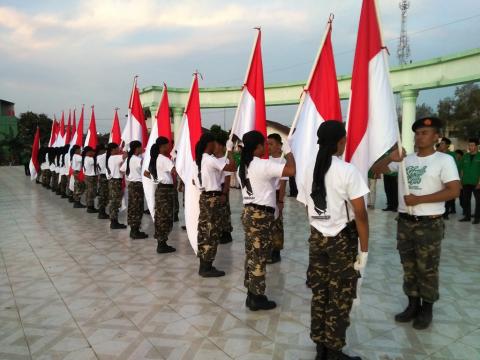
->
[195,132,215,169]
[106,142,119,174]
[149,143,160,180]
[126,141,142,175]
[239,130,265,186]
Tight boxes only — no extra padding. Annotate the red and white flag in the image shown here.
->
[48,117,58,147]
[344,0,398,182]
[29,126,41,181]
[65,110,72,145]
[122,77,148,149]
[109,108,122,144]
[290,17,342,205]
[84,106,98,149]
[231,29,267,154]
[143,84,172,220]
[70,105,84,147]
[173,74,203,253]
[72,108,77,139]
[55,111,66,147]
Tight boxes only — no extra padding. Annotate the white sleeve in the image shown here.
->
[346,166,370,200]
[265,159,285,179]
[388,161,400,173]
[120,158,127,173]
[207,155,227,172]
[440,156,460,183]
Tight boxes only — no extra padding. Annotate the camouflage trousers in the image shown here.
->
[197,192,223,262]
[97,175,109,210]
[397,216,444,303]
[109,178,122,220]
[51,172,59,191]
[127,181,144,229]
[307,225,359,351]
[242,206,274,295]
[42,169,51,186]
[219,192,233,234]
[66,176,72,197]
[85,175,98,207]
[154,185,175,244]
[59,175,68,195]
[173,188,179,218]
[271,214,284,251]
[73,172,85,202]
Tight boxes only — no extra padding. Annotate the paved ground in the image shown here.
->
[0,166,479,360]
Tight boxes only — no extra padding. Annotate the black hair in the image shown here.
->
[126,140,142,176]
[239,130,265,187]
[106,142,119,175]
[311,121,346,212]
[468,138,479,145]
[148,143,160,181]
[441,137,451,146]
[267,133,283,145]
[47,147,55,165]
[70,145,80,162]
[455,149,464,156]
[214,135,227,147]
[61,145,69,167]
[38,147,46,164]
[195,132,215,185]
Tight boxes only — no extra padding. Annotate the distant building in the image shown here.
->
[266,120,290,144]
[0,99,18,139]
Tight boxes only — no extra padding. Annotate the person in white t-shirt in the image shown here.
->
[305,121,368,360]
[144,137,177,254]
[238,130,296,311]
[373,116,460,331]
[58,145,70,198]
[107,142,127,229]
[266,133,288,264]
[120,140,148,239]
[195,132,237,278]
[40,147,49,187]
[95,144,109,219]
[50,148,59,193]
[71,145,86,208]
[67,145,79,203]
[83,146,99,214]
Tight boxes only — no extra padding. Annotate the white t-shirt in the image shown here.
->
[62,156,70,176]
[200,153,226,192]
[121,154,142,182]
[97,153,107,175]
[83,156,96,176]
[388,152,459,216]
[71,154,82,172]
[270,155,288,190]
[41,161,49,170]
[107,154,124,179]
[305,156,369,237]
[239,157,285,208]
[155,154,174,185]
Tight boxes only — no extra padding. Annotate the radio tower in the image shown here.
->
[397,0,411,65]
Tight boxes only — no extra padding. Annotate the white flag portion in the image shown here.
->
[172,74,202,253]
[122,77,148,149]
[344,0,398,182]
[230,28,268,147]
[54,111,66,147]
[29,126,41,181]
[142,84,172,220]
[290,17,342,205]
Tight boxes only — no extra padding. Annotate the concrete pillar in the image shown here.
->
[400,89,419,154]
[172,107,184,143]
[148,105,158,131]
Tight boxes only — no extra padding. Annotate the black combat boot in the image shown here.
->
[73,201,86,208]
[97,207,109,219]
[315,343,328,360]
[219,232,232,244]
[68,196,75,203]
[110,219,127,229]
[267,250,281,264]
[130,227,148,239]
[61,194,68,198]
[326,348,361,360]
[198,260,225,277]
[459,216,471,222]
[413,300,433,330]
[156,241,176,254]
[87,206,99,213]
[246,293,276,311]
[56,189,61,195]
[394,296,420,322]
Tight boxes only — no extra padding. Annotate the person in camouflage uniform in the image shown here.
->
[42,168,51,188]
[154,185,175,246]
[73,173,85,204]
[127,182,144,230]
[197,192,224,262]
[173,187,180,222]
[97,173,109,217]
[242,206,273,296]
[109,178,123,221]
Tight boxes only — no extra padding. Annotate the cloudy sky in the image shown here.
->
[1,0,479,131]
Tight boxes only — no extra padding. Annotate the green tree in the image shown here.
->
[17,112,53,148]
[416,103,435,119]
[0,126,23,165]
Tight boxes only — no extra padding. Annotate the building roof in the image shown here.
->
[266,120,290,134]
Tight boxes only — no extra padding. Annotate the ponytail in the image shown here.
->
[239,131,265,187]
[70,145,80,163]
[126,140,142,176]
[61,145,68,167]
[106,142,119,175]
[148,143,160,181]
[195,132,215,185]
[310,121,346,211]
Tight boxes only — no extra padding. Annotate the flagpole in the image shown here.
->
[288,16,333,138]
[374,0,412,213]
[229,28,261,141]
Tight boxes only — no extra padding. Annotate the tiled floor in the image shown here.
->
[0,166,479,360]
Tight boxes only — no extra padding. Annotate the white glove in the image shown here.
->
[354,251,368,271]
[226,139,234,152]
[282,140,292,155]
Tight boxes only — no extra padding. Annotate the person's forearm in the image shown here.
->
[223,176,231,194]
[283,153,296,176]
[417,188,460,204]
[372,156,393,175]
[278,180,286,203]
[355,216,369,252]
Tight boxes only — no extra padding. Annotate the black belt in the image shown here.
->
[399,213,443,222]
[203,191,222,196]
[245,203,275,214]
[99,174,107,179]
[158,183,174,188]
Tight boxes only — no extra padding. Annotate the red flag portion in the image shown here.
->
[84,106,98,149]
[71,105,84,147]
[49,118,58,146]
[65,110,72,145]
[29,126,40,180]
[72,109,77,137]
[109,108,122,144]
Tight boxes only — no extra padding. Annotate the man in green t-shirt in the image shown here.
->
[438,137,458,217]
[459,138,480,224]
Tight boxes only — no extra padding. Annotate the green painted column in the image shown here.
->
[172,107,184,143]
[148,105,158,130]
[400,89,419,154]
